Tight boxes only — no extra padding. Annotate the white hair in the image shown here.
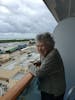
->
[36,32,55,49]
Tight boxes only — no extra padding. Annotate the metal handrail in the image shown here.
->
[67,86,75,100]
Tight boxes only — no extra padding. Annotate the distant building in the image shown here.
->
[0,54,10,63]
[0,49,5,54]
[28,40,35,45]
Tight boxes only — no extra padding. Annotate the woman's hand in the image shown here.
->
[33,61,41,67]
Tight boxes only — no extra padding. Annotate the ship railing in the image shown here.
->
[66,86,75,100]
[0,73,33,100]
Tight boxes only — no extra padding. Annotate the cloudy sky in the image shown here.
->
[0,0,57,39]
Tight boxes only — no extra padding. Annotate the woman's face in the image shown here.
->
[36,41,49,57]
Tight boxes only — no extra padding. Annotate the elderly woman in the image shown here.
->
[29,32,66,100]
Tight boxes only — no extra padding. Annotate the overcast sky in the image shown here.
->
[0,0,57,39]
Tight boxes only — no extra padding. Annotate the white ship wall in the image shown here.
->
[53,17,75,99]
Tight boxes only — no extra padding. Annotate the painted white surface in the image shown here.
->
[53,17,75,99]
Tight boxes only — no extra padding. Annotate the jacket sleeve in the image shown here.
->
[35,55,57,78]
[29,53,58,78]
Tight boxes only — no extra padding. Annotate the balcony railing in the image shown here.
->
[0,73,34,100]
[66,86,75,100]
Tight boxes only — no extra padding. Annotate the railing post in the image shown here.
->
[67,86,75,100]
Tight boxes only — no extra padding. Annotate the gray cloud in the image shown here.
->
[0,0,57,39]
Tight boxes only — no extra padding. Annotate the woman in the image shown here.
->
[29,32,66,100]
